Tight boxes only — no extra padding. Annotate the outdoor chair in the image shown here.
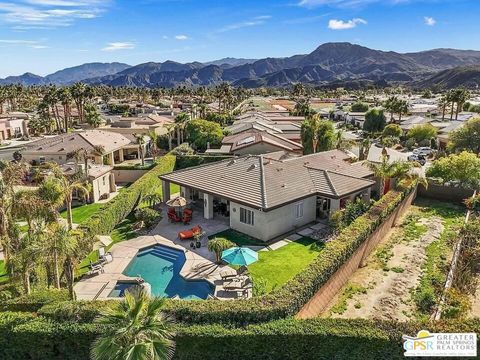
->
[87,261,104,276]
[223,276,248,291]
[182,208,193,224]
[98,247,113,264]
[167,208,182,223]
[220,266,249,281]
[178,225,202,241]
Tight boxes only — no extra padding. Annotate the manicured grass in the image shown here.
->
[208,229,265,247]
[248,237,324,293]
[0,260,8,284]
[110,215,138,244]
[60,203,104,224]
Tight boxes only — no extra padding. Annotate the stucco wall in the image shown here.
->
[418,182,474,204]
[229,196,317,241]
[296,188,417,319]
[91,173,113,203]
[112,169,149,184]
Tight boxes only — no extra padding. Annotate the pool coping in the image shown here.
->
[74,235,236,300]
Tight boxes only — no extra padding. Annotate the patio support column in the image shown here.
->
[119,149,124,163]
[162,180,171,202]
[362,188,371,203]
[204,193,214,220]
[181,186,191,200]
[330,198,341,213]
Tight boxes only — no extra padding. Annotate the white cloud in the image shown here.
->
[299,0,416,8]
[217,15,271,33]
[0,38,48,48]
[424,16,436,26]
[0,1,109,28]
[102,42,135,51]
[328,18,367,30]
[174,34,189,40]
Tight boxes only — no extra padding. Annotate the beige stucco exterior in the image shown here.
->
[232,142,302,156]
[90,172,116,203]
[229,196,317,241]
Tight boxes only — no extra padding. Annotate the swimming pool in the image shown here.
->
[111,245,214,300]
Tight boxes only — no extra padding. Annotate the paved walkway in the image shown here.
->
[74,235,236,300]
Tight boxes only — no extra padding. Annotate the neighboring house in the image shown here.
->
[435,121,465,149]
[206,129,303,156]
[160,150,375,242]
[100,114,174,136]
[22,130,145,166]
[61,162,116,203]
[367,144,409,164]
[399,116,434,132]
[346,112,367,128]
[0,112,29,139]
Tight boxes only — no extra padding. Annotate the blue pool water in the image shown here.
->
[115,245,214,300]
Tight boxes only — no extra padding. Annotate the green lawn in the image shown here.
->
[60,203,104,224]
[0,260,8,284]
[208,229,265,246]
[249,237,324,293]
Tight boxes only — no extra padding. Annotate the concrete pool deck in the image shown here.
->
[74,235,237,300]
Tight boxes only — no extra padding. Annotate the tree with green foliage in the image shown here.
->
[426,151,480,188]
[363,109,386,134]
[382,124,403,138]
[92,287,175,360]
[208,238,235,263]
[448,118,480,154]
[407,124,437,145]
[350,102,369,112]
[85,104,102,128]
[301,116,335,154]
[185,119,223,151]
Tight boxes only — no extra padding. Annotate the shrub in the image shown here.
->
[350,102,369,112]
[0,289,69,312]
[135,207,161,228]
[81,154,176,236]
[363,109,386,133]
[415,287,436,313]
[175,155,233,170]
[38,300,114,323]
[407,124,437,144]
[382,124,402,138]
[170,143,194,157]
[442,289,471,319]
[207,238,235,263]
[185,120,224,151]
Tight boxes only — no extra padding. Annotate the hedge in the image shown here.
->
[0,289,69,312]
[0,311,478,360]
[80,154,176,236]
[175,154,233,170]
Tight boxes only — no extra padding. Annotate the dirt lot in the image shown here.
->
[323,199,464,321]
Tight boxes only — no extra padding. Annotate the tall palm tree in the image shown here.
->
[368,148,418,195]
[148,131,159,161]
[44,224,76,289]
[133,133,146,167]
[396,99,409,123]
[91,288,175,360]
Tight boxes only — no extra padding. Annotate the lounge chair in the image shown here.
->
[223,277,247,291]
[178,225,202,241]
[99,247,113,264]
[220,266,248,280]
[87,261,104,276]
[207,294,221,300]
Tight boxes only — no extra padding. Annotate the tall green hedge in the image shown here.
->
[0,311,478,360]
[175,155,233,170]
[80,154,176,236]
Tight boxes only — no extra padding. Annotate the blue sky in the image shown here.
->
[0,0,479,77]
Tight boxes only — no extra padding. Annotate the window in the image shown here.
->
[240,207,254,226]
[295,202,304,219]
[103,176,106,186]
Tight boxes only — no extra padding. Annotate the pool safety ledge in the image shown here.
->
[73,235,236,301]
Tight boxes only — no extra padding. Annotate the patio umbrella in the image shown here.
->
[221,247,258,266]
[166,196,187,208]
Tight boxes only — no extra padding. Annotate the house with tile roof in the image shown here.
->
[160,150,375,241]
[21,130,146,166]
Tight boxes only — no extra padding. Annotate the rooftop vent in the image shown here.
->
[228,159,236,165]
[248,163,258,171]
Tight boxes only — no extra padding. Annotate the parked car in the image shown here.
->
[413,147,433,156]
[408,154,426,166]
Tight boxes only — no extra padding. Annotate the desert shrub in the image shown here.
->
[0,288,69,312]
[442,289,471,319]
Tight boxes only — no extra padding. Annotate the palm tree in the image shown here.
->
[174,113,189,146]
[44,224,76,289]
[396,99,409,123]
[133,133,146,167]
[91,288,175,360]
[368,148,418,195]
[148,131,159,161]
[207,238,235,263]
[438,95,448,121]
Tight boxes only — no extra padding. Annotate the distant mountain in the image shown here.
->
[3,43,480,88]
[204,57,258,67]
[0,72,44,86]
[45,62,131,84]
[416,65,480,89]
[0,62,131,85]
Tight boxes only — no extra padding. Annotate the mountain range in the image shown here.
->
[2,43,480,89]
